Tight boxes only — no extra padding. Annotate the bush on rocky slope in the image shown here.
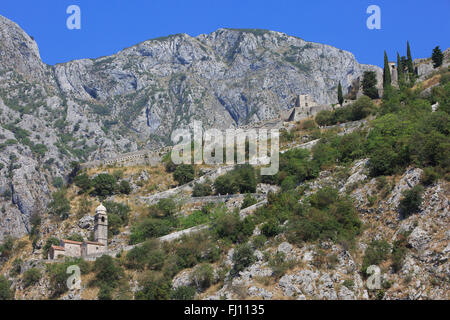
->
[287,188,361,245]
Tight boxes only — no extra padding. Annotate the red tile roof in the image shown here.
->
[51,245,65,251]
[61,239,83,245]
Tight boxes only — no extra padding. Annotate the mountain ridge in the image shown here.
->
[0,13,380,240]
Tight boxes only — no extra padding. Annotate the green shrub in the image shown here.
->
[362,240,391,275]
[135,271,172,300]
[277,148,318,186]
[190,263,214,291]
[211,211,254,243]
[93,255,124,289]
[173,164,195,185]
[391,234,409,273]
[252,234,267,249]
[119,180,131,194]
[231,244,255,276]
[164,157,177,173]
[155,198,177,217]
[23,268,41,287]
[52,177,64,189]
[73,173,92,193]
[399,185,424,217]
[343,279,354,289]
[11,258,22,277]
[214,165,256,195]
[47,258,90,297]
[66,234,84,242]
[171,286,196,300]
[0,236,15,258]
[315,96,375,126]
[287,188,361,245]
[280,175,297,191]
[91,173,117,197]
[0,275,13,300]
[98,283,113,300]
[130,218,174,244]
[171,233,220,270]
[268,252,295,279]
[421,167,439,186]
[125,240,165,271]
[104,201,130,236]
[261,219,281,238]
[177,209,208,229]
[315,110,335,126]
[112,170,124,180]
[192,182,212,197]
[241,193,257,209]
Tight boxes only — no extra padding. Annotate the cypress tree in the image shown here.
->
[406,41,414,74]
[362,71,379,99]
[406,41,416,86]
[396,52,402,78]
[431,46,444,68]
[397,52,404,87]
[383,51,391,89]
[337,81,343,106]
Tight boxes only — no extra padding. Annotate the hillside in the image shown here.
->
[0,15,383,240]
[0,14,449,301]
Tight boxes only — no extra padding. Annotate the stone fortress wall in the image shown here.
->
[80,94,345,169]
[279,94,338,122]
[81,147,171,169]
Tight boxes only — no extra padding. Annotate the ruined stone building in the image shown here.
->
[48,204,108,260]
[280,94,333,122]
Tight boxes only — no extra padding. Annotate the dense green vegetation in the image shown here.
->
[214,164,257,195]
[0,275,13,300]
[23,268,42,287]
[315,95,376,126]
[241,193,257,209]
[231,243,255,276]
[173,164,195,185]
[104,201,131,236]
[362,240,391,275]
[46,258,90,298]
[91,255,125,300]
[0,236,15,259]
[313,78,450,183]
[287,188,361,246]
[192,181,213,197]
[210,210,255,244]
[73,172,132,197]
[399,185,424,217]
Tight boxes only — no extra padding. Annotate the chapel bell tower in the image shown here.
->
[94,203,108,247]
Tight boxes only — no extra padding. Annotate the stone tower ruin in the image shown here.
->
[94,203,108,247]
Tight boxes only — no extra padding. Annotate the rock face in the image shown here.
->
[0,15,384,240]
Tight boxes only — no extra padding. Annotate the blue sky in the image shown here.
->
[0,0,449,67]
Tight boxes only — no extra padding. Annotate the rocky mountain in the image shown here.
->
[0,15,384,240]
